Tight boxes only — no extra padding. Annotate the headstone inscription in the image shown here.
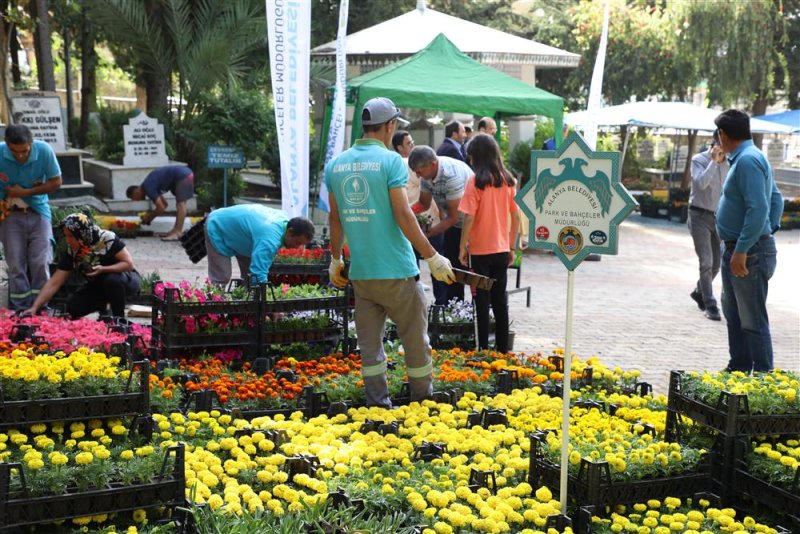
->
[11,91,67,152]
[123,112,168,166]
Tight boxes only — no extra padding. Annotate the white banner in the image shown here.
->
[266,0,311,217]
[583,2,609,151]
[318,0,350,213]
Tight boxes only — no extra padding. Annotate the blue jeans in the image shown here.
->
[720,237,777,372]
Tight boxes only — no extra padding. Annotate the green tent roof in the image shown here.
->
[347,33,564,141]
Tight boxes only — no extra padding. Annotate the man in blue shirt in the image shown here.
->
[714,109,783,372]
[204,204,314,284]
[0,125,62,311]
[126,164,194,241]
[325,96,455,408]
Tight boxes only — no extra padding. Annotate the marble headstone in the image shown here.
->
[123,112,168,166]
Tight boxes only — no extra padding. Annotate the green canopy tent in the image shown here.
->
[344,33,565,143]
[315,33,565,214]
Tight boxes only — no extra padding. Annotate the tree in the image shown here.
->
[29,0,56,91]
[561,0,688,108]
[310,0,416,47]
[778,0,800,109]
[673,0,790,116]
[87,0,267,121]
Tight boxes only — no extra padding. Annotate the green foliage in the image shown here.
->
[180,88,274,209]
[88,107,138,164]
[88,0,267,121]
[185,501,418,534]
[508,120,555,187]
[673,0,790,108]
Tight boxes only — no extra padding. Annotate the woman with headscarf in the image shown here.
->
[23,213,141,318]
[458,133,520,353]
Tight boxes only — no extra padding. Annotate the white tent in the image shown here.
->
[312,2,579,69]
[565,101,796,134]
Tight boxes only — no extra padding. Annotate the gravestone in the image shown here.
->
[654,138,670,159]
[10,91,66,152]
[637,139,654,162]
[123,112,168,166]
[674,145,689,170]
[765,139,786,167]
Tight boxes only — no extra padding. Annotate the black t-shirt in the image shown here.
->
[57,232,126,275]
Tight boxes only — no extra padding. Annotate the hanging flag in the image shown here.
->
[266,0,311,217]
[583,2,610,151]
[318,0,350,213]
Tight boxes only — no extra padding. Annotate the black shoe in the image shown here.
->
[690,290,705,311]
[704,305,721,321]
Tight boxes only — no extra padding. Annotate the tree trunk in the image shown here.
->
[9,21,21,84]
[143,70,170,117]
[751,95,769,150]
[141,0,170,117]
[30,0,56,91]
[680,129,698,191]
[63,24,73,145]
[78,3,97,148]
[0,1,9,124]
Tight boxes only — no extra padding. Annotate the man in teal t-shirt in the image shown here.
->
[0,124,62,311]
[324,97,455,409]
[204,204,315,284]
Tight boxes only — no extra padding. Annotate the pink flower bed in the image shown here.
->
[0,310,151,352]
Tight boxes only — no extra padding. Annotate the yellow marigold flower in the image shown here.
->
[75,452,93,465]
[49,452,69,465]
[132,509,147,523]
[535,486,552,502]
[207,494,224,511]
[647,499,661,509]
[687,511,704,522]
[27,458,44,470]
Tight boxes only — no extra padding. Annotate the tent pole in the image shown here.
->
[311,94,334,221]
[668,130,680,192]
[620,128,632,170]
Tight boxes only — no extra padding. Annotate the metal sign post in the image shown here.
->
[516,132,637,515]
[207,145,246,207]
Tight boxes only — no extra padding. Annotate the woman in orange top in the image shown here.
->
[458,133,520,353]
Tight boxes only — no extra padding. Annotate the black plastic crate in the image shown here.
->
[0,444,185,531]
[151,284,262,359]
[527,432,710,509]
[0,360,150,428]
[179,217,207,263]
[666,370,800,439]
[261,293,349,313]
[261,327,343,345]
[734,468,800,529]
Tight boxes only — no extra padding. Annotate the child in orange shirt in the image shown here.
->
[458,134,520,353]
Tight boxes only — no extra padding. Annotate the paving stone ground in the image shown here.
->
[127,214,799,394]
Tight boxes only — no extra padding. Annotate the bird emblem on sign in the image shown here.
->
[534,157,612,216]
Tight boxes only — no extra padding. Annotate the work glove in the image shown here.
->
[328,257,348,288]
[425,253,456,284]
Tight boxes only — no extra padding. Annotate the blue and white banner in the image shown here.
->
[584,2,609,151]
[266,0,311,217]
[318,0,350,213]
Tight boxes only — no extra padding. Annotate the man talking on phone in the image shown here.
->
[687,129,728,321]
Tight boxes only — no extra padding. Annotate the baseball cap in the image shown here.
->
[361,97,402,126]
